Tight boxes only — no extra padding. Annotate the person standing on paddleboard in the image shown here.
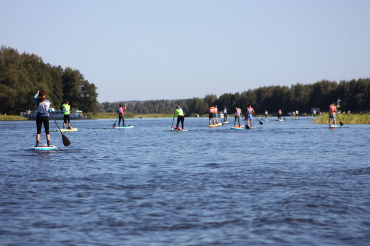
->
[313,109,316,118]
[278,109,282,120]
[34,90,52,147]
[296,110,299,119]
[234,106,241,127]
[117,104,126,127]
[214,106,219,124]
[62,101,71,129]
[223,106,228,122]
[173,106,185,130]
[209,106,215,125]
[329,102,337,126]
[246,104,255,128]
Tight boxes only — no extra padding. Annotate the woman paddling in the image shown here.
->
[34,90,52,147]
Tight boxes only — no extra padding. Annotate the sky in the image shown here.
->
[1,0,369,102]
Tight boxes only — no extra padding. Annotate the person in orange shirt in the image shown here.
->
[329,102,337,126]
[209,106,215,125]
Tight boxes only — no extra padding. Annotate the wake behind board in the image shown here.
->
[30,145,57,151]
[115,125,134,129]
[57,128,78,132]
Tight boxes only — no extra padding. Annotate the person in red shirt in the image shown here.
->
[117,104,127,127]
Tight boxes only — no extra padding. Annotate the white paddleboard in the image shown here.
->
[57,128,78,132]
[30,145,57,151]
[329,125,339,128]
[115,126,134,129]
[276,119,284,121]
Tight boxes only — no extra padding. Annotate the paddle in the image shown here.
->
[171,117,175,130]
[243,118,250,129]
[336,113,344,126]
[112,116,119,127]
[50,111,71,146]
[254,115,263,125]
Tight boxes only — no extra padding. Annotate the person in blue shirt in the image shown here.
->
[33,90,52,147]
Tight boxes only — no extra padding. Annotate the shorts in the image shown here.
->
[329,113,336,120]
[209,113,214,119]
[246,114,252,120]
[64,114,70,123]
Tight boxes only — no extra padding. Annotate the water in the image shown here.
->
[1,117,370,245]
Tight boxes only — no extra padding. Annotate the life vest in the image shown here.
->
[235,108,241,115]
[117,107,123,114]
[224,109,227,114]
[209,107,214,113]
[278,110,282,115]
[329,105,336,113]
[247,107,253,114]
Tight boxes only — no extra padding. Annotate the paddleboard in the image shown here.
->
[264,119,268,121]
[215,123,223,126]
[173,127,188,131]
[276,119,284,121]
[231,126,244,130]
[223,121,229,124]
[329,125,339,128]
[30,145,57,151]
[115,125,134,129]
[57,128,78,132]
[209,124,217,127]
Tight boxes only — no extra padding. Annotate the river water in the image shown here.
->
[1,117,369,245]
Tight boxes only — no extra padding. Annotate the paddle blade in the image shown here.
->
[340,121,344,126]
[245,124,249,129]
[259,121,263,125]
[62,134,71,146]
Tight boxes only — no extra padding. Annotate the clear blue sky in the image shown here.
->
[1,0,369,102]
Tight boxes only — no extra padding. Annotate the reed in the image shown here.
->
[0,114,28,121]
[314,113,370,124]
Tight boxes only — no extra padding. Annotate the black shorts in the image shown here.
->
[36,116,49,134]
[209,113,214,119]
[64,114,70,123]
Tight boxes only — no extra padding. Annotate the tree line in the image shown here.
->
[100,79,370,115]
[0,46,99,115]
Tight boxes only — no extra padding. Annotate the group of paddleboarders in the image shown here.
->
[208,106,220,125]
[233,104,255,128]
[33,91,75,147]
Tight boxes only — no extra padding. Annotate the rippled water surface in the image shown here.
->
[1,117,370,245]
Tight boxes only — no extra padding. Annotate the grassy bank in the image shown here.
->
[314,113,370,124]
[0,115,28,121]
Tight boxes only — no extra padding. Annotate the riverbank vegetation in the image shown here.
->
[0,114,28,121]
[100,79,370,116]
[0,46,99,115]
[314,113,370,124]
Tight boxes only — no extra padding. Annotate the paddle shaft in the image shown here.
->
[50,111,63,134]
[254,115,263,125]
[50,111,71,146]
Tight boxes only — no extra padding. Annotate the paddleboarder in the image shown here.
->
[245,104,255,128]
[278,109,282,120]
[329,102,337,126]
[313,109,316,118]
[174,106,185,130]
[296,110,299,119]
[62,101,71,129]
[209,106,215,125]
[223,106,228,122]
[117,104,126,127]
[214,106,219,124]
[265,110,268,120]
[34,90,52,147]
[234,106,242,126]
